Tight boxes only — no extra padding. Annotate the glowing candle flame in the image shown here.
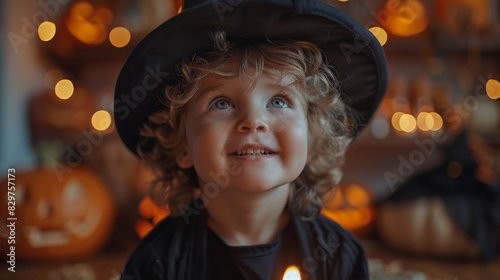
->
[283,265,301,280]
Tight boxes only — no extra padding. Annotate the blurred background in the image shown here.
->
[0,0,499,279]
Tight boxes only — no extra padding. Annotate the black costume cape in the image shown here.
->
[121,208,368,280]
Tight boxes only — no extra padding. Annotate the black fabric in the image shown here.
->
[120,206,368,280]
[208,227,280,279]
[207,217,306,279]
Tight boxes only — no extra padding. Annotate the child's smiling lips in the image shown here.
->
[229,144,277,157]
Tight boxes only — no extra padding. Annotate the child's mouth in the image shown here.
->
[232,149,274,156]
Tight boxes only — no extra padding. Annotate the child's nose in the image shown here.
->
[236,108,269,133]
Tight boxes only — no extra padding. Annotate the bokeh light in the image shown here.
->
[486,79,500,99]
[429,112,443,131]
[91,110,112,131]
[391,112,405,131]
[66,1,113,45]
[371,117,390,139]
[344,184,371,208]
[369,26,388,46]
[384,0,428,37]
[54,79,74,100]
[109,27,131,48]
[399,114,417,133]
[416,112,433,131]
[38,21,56,42]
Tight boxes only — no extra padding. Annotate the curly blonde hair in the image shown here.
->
[138,30,354,220]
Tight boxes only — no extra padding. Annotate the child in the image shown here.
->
[114,0,387,279]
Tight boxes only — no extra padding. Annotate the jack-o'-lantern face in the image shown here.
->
[0,167,115,261]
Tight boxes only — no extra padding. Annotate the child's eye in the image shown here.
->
[209,97,232,110]
[268,96,290,108]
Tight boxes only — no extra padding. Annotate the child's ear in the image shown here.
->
[176,146,193,169]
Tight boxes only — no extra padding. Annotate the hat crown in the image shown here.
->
[183,0,313,12]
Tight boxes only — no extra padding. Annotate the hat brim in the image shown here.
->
[114,0,388,155]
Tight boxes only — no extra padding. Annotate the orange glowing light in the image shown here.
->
[429,112,443,131]
[109,27,131,48]
[321,184,375,232]
[283,265,301,280]
[135,196,170,238]
[38,21,56,42]
[384,0,428,37]
[66,1,113,45]
[399,114,417,133]
[54,79,74,100]
[391,112,405,131]
[369,26,388,46]
[91,110,112,131]
[344,184,371,208]
[486,79,500,99]
[416,112,433,131]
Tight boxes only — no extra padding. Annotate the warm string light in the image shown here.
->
[54,79,74,100]
[369,26,388,46]
[486,79,500,99]
[38,21,56,42]
[91,110,112,131]
[390,111,443,133]
[109,27,131,48]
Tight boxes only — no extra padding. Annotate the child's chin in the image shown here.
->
[231,182,290,194]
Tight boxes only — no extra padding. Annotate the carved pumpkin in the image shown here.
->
[321,183,375,235]
[0,166,115,261]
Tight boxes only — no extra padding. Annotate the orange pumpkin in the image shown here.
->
[322,184,375,236]
[0,166,115,261]
[135,196,170,239]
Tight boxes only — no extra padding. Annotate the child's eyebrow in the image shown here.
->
[194,84,223,103]
[267,83,301,97]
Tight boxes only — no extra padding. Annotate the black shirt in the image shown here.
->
[120,209,368,280]
[207,219,304,280]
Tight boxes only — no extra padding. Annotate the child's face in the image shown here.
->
[177,71,309,194]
